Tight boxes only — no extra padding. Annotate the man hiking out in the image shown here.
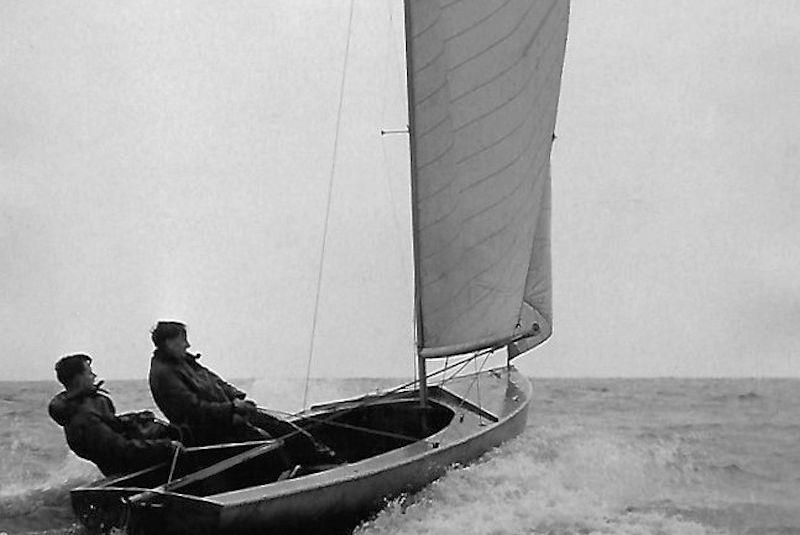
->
[148,321,337,467]
[48,353,182,476]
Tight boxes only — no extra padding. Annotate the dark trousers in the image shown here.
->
[248,411,336,466]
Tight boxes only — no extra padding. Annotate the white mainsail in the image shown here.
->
[406,0,569,358]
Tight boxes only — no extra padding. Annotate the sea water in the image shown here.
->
[1,378,798,535]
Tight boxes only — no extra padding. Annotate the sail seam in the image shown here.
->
[414,45,446,76]
[443,0,536,73]
[426,202,539,348]
[445,0,515,43]
[418,154,535,235]
[415,106,533,206]
[422,220,511,290]
[451,12,552,106]
[420,156,544,278]
[454,120,524,165]
[412,5,564,191]
[417,137,455,170]
[460,162,534,222]
[460,121,547,193]
[421,163,538,287]
[451,0,560,102]
[414,35,561,187]
[452,44,561,134]
[417,110,451,138]
[417,78,448,107]
[424,199,530,297]
[438,0,461,9]
[425,215,530,340]
[417,119,549,237]
[415,87,547,203]
[417,0,547,80]
[412,5,443,39]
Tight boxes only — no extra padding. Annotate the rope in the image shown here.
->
[251,402,419,454]
[167,445,180,483]
[303,0,357,409]
[282,412,419,444]
[474,356,483,425]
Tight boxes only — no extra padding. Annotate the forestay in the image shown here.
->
[406,0,569,358]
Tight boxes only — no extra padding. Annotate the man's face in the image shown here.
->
[73,361,97,391]
[165,331,190,358]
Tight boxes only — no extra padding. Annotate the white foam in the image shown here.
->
[355,425,729,535]
[0,452,98,498]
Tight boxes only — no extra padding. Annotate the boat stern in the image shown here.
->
[71,487,221,535]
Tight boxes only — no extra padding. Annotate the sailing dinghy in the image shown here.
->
[71,1,570,533]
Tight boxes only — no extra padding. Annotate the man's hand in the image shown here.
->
[170,440,184,453]
[233,399,257,419]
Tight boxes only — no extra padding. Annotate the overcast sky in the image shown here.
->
[2,0,798,382]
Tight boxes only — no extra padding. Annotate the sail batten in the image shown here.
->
[407,0,568,358]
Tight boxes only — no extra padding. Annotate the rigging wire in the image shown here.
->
[379,0,412,260]
[167,446,180,483]
[294,345,497,419]
[267,353,497,447]
[425,351,493,445]
[441,354,483,385]
[474,355,484,425]
[302,0,357,410]
[259,407,420,444]
[269,350,506,455]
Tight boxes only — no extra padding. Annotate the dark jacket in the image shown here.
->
[149,350,247,446]
[48,389,175,476]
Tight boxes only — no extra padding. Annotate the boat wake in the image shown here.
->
[0,455,97,535]
[353,422,798,535]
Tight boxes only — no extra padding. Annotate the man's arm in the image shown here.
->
[71,415,177,474]
[151,366,235,429]
[201,364,247,400]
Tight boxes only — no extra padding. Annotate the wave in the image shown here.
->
[2,378,798,534]
[738,391,762,401]
[663,423,724,432]
[355,416,800,535]
[0,455,98,534]
[704,462,772,482]
[709,391,763,403]
[353,425,736,535]
[630,502,800,535]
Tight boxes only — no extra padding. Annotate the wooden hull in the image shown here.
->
[71,366,531,534]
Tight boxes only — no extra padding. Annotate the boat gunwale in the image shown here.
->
[70,485,222,506]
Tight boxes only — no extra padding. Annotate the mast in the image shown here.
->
[402,0,427,409]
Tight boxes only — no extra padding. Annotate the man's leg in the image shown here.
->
[249,411,339,466]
